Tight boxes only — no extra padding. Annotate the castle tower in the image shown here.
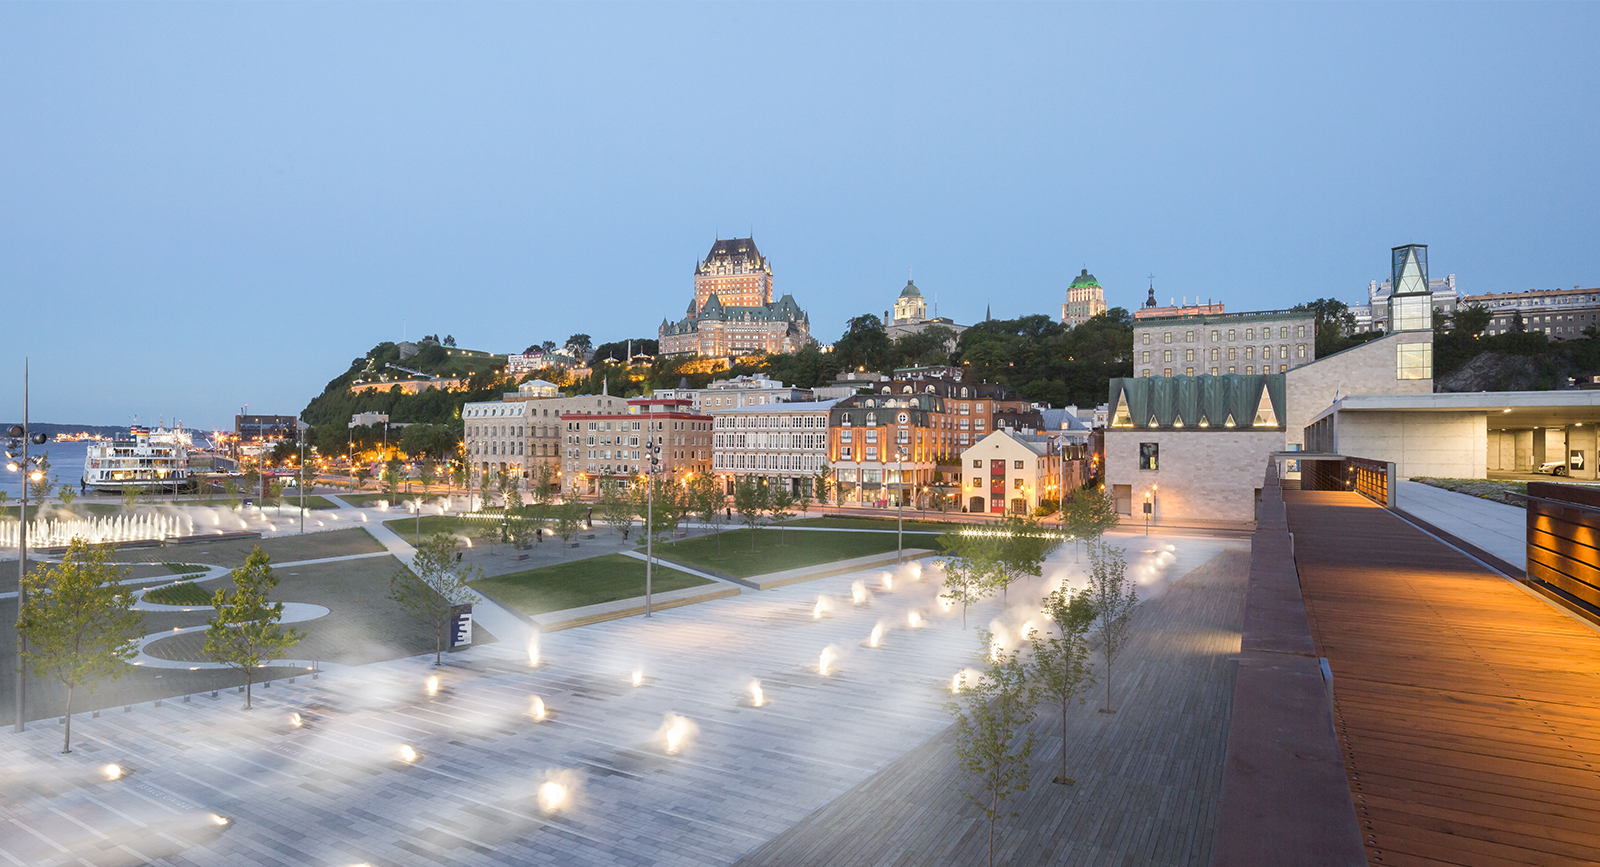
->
[694,238,773,310]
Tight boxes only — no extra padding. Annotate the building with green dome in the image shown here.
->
[885,279,967,344]
[1062,268,1107,328]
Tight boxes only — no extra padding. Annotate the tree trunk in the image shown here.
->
[1060,693,1068,779]
[1104,647,1112,712]
[244,669,254,710]
[62,684,74,754]
[435,621,444,666]
[988,789,997,867]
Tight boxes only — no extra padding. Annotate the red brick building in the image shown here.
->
[561,397,712,496]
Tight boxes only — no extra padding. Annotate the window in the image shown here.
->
[1141,333,1151,345]
[1185,349,1194,362]
[1279,326,1288,339]
[1228,328,1236,340]
[1163,368,1172,377]
[1245,347,1254,359]
[1186,367,1194,376]
[1228,366,1236,373]
[1013,478,1025,490]
[1246,328,1254,340]
[1210,367,1219,375]
[1163,332,1172,344]
[1013,460,1024,469]
[1163,349,1173,362]
[841,430,852,442]
[1185,330,1195,342]
[972,459,982,468]
[1297,324,1306,338]
[1142,350,1151,363]
[1139,442,1159,471]
[1297,344,1306,358]
[1209,348,1218,360]
[1228,347,1236,360]
[1397,343,1433,380]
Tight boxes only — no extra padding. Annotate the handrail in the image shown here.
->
[1504,491,1600,515]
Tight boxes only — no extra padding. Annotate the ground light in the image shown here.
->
[102,764,123,781]
[749,681,765,707]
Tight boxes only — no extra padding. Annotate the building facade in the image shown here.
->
[236,414,298,443]
[1061,269,1108,328]
[826,392,956,509]
[884,280,968,343]
[1352,271,1459,333]
[464,392,629,487]
[651,374,811,413]
[1133,310,1316,379]
[958,430,1059,515]
[1133,284,1225,321]
[711,399,840,495]
[1462,286,1600,339]
[659,237,812,357]
[561,397,712,495]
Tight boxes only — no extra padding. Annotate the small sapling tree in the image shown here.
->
[948,629,1036,867]
[733,475,768,551]
[18,539,145,754]
[1086,538,1136,713]
[598,479,635,539]
[389,533,480,665]
[205,546,304,709]
[1030,584,1097,783]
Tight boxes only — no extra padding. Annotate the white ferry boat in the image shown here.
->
[82,425,192,493]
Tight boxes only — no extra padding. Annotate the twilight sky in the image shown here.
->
[1,3,1595,429]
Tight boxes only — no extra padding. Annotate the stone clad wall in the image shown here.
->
[1105,429,1283,523]
[1284,332,1433,451]
[1335,411,1486,479]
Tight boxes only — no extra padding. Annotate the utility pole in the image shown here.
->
[14,361,28,733]
[645,405,659,617]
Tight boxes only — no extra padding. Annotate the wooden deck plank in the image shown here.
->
[1286,490,1600,867]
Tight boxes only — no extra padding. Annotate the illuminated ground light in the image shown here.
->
[209,814,229,827]
[818,646,836,676]
[907,610,923,628]
[530,695,547,721]
[851,581,868,604]
[288,712,302,727]
[660,713,696,754]
[537,781,568,812]
[425,675,439,696]
[399,745,418,763]
[527,640,541,666]
[812,596,829,619]
[102,764,123,781]
[868,622,885,648]
[749,680,765,707]
[631,669,643,687]
[880,572,894,591]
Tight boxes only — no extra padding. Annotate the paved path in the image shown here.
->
[732,548,1249,867]
[1395,480,1526,570]
[1288,490,1600,867]
[0,532,1242,867]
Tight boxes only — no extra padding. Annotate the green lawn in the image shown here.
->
[791,515,972,533]
[469,553,711,615]
[163,562,208,575]
[145,581,213,606]
[341,491,453,506]
[648,528,940,578]
[1411,478,1529,507]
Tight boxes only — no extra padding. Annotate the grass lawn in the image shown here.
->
[648,528,940,578]
[258,495,341,510]
[382,514,513,542]
[145,581,213,606]
[792,515,971,533]
[163,562,208,574]
[1412,477,1529,507]
[342,491,453,506]
[469,553,711,616]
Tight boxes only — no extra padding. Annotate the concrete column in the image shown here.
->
[1517,429,1536,471]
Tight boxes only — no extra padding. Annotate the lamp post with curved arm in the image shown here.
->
[7,360,49,733]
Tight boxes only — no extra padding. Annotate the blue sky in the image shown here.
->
[1,3,1595,428]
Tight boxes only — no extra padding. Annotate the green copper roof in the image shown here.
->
[1108,373,1285,431]
[1068,268,1101,289]
[899,280,922,298]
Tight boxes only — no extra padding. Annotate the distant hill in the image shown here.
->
[0,422,132,437]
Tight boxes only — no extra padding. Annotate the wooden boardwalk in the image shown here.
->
[1286,490,1600,867]
[732,548,1250,867]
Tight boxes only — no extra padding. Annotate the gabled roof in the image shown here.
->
[1108,374,1286,431]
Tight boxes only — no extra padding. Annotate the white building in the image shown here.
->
[463,392,628,486]
[1352,274,1459,333]
[653,374,811,413]
[711,399,841,495]
[1462,286,1600,339]
[349,411,389,429]
[958,429,1059,515]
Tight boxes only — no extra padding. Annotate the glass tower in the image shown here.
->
[1387,244,1432,332]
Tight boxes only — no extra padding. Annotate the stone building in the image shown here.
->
[711,399,841,496]
[464,391,629,489]
[1462,285,1600,339]
[884,280,967,343]
[1132,284,1225,321]
[561,397,712,496]
[1061,269,1108,328]
[826,391,957,509]
[651,374,811,413]
[659,238,812,357]
[1133,309,1316,379]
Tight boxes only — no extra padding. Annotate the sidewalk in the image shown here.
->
[1394,480,1526,572]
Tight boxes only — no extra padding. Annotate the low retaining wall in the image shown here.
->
[1210,461,1365,867]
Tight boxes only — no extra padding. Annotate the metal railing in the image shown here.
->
[1301,456,1395,507]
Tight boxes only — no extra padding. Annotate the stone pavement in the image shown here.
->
[1394,479,1526,570]
[0,532,1243,867]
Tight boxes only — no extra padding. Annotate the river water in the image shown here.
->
[0,440,94,501]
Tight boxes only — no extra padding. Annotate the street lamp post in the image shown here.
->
[8,359,49,733]
[896,449,907,563]
[644,407,660,617]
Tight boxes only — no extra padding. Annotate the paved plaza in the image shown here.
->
[0,526,1245,867]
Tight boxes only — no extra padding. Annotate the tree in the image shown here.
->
[418,462,436,492]
[733,475,768,551]
[1085,539,1136,713]
[355,465,373,489]
[813,462,835,507]
[389,533,480,665]
[29,458,53,502]
[1291,298,1359,358]
[939,550,998,630]
[990,514,1061,599]
[1030,584,1097,784]
[685,473,726,554]
[552,499,585,551]
[631,476,683,546]
[383,458,403,500]
[1060,486,1120,561]
[299,453,317,496]
[264,476,286,513]
[204,546,304,710]
[528,463,558,508]
[443,334,456,347]
[1511,310,1526,332]
[566,333,593,358]
[598,479,635,538]
[767,484,797,546]
[477,470,495,510]
[56,482,78,511]
[834,314,892,373]
[948,629,1036,867]
[17,539,145,754]
[221,478,242,508]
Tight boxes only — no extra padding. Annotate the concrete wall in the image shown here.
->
[1283,332,1433,452]
[1333,411,1486,479]
[1105,430,1283,523]
[1569,427,1598,480]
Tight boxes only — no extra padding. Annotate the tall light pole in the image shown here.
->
[896,448,907,563]
[644,405,659,617]
[8,359,49,733]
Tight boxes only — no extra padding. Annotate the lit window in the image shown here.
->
[1139,442,1159,471]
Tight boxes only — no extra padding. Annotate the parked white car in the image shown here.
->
[1537,460,1570,476]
